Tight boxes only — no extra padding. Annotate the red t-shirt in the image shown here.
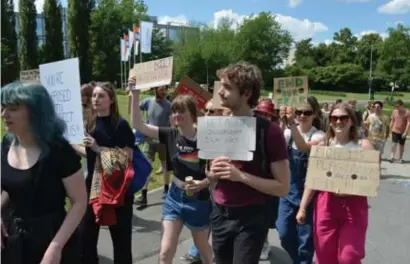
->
[212,122,288,207]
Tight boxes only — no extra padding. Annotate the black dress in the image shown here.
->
[1,136,82,264]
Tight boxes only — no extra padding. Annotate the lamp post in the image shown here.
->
[368,43,374,100]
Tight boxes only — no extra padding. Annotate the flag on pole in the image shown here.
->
[140,21,153,54]
[124,33,129,59]
[120,38,126,61]
[128,29,134,57]
[133,25,140,56]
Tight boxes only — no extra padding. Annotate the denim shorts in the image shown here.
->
[162,183,211,231]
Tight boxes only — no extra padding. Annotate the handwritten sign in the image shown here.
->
[305,146,380,197]
[273,76,308,107]
[39,58,84,144]
[131,56,173,90]
[197,116,256,161]
[20,69,40,82]
[173,76,212,109]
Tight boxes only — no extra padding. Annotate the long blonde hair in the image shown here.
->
[324,103,359,146]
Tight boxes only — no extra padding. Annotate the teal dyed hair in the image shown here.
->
[1,81,66,158]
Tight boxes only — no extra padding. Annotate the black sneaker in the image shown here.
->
[180,253,201,263]
[135,192,147,208]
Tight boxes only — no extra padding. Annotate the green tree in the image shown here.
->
[43,0,64,63]
[90,0,147,83]
[294,38,317,68]
[68,0,94,82]
[355,33,383,71]
[378,24,410,88]
[1,0,19,85]
[332,28,358,64]
[19,0,38,70]
[235,12,293,87]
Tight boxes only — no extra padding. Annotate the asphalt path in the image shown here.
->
[97,140,410,263]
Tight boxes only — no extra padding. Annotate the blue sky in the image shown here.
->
[144,0,410,43]
[17,0,410,43]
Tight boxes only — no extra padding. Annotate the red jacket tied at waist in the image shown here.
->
[89,148,134,226]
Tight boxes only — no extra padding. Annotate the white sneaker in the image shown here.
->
[259,241,271,260]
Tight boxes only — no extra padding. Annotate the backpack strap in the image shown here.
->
[257,117,271,179]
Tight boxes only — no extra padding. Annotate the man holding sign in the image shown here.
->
[207,62,290,264]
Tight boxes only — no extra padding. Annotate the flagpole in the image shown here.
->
[120,52,123,89]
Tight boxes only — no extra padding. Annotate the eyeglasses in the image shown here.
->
[295,110,313,116]
[330,115,350,124]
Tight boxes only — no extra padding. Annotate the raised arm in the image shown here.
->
[129,76,159,139]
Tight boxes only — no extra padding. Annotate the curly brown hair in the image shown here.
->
[216,62,263,108]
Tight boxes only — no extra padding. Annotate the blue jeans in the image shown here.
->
[162,184,211,231]
[276,199,314,264]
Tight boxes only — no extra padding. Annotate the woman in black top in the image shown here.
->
[74,82,135,264]
[1,82,87,264]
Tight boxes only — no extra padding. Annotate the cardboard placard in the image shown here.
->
[197,116,256,161]
[20,69,40,82]
[273,76,308,107]
[131,56,173,90]
[39,58,84,144]
[305,146,380,197]
[173,76,211,109]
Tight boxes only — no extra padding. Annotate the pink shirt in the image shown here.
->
[391,109,410,134]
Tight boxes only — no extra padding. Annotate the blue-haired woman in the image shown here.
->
[0,82,87,264]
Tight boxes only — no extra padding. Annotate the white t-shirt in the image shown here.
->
[284,126,325,150]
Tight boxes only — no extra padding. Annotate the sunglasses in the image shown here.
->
[205,108,215,114]
[295,110,313,116]
[330,115,350,124]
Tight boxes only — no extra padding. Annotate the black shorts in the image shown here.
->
[392,132,407,145]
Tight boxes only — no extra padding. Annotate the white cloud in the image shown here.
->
[210,9,328,41]
[14,0,45,13]
[356,30,389,39]
[340,0,372,2]
[288,0,303,8]
[378,0,410,14]
[157,15,190,26]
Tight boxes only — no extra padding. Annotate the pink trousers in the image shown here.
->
[314,192,368,264]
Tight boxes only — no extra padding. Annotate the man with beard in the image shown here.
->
[135,86,172,208]
[208,62,290,264]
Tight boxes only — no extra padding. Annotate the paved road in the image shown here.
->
[97,141,410,263]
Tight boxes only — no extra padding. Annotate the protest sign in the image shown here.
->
[197,116,256,161]
[173,76,211,109]
[39,58,84,144]
[305,146,380,197]
[273,76,308,107]
[131,56,173,90]
[20,69,40,82]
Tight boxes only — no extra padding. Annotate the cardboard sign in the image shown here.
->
[20,69,40,82]
[211,81,222,109]
[273,76,308,107]
[305,146,380,197]
[131,56,173,90]
[39,58,84,144]
[173,76,211,109]
[197,116,256,161]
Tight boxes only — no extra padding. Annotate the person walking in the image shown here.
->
[389,99,409,163]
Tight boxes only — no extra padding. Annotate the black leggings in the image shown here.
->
[79,195,134,264]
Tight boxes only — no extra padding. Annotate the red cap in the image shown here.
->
[255,99,275,117]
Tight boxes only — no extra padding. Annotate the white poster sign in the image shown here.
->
[140,21,153,54]
[197,116,256,161]
[39,58,84,144]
